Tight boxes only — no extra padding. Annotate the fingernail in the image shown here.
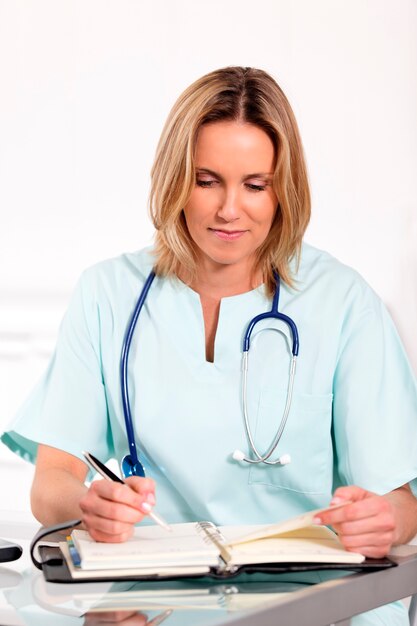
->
[330,497,343,505]
[141,501,153,513]
[312,517,322,525]
[146,492,156,506]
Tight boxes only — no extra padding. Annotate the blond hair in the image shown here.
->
[149,66,310,294]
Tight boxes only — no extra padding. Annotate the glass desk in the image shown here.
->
[1,517,416,626]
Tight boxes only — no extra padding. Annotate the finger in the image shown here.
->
[337,529,394,550]
[318,497,390,526]
[87,530,133,543]
[331,511,396,537]
[79,479,158,541]
[119,478,156,512]
[82,508,136,534]
[86,523,135,543]
[347,544,392,559]
[80,493,149,535]
[340,534,393,558]
[83,481,157,520]
[79,488,148,539]
[80,488,147,523]
[87,480,146,509]
[124,477,155,498]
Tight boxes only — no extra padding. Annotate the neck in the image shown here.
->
[188,259,262,300]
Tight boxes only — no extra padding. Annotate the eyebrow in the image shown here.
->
[196,167,274,181]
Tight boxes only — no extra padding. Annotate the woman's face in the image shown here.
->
[183,120,277,277]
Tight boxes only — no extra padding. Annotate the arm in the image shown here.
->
[31,444,156,542]
[385,483,417,543]
[316,483,417,558]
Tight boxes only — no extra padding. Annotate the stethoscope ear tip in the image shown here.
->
[278,453,291,465]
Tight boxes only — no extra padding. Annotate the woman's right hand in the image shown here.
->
[32,445,156,542]
[79,476,156,542]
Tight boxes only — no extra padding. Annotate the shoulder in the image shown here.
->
[62,247,157,333]
[298,242,362,282]
[81,247,155,288]
[298,242,378,300]
[75,247,156,302]
[295,242,384,326]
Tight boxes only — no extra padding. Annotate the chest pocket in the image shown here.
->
[248,391,333,495]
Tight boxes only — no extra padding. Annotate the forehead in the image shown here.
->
[194,121,275,171]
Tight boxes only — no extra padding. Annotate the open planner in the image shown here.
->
[30,503,394,583]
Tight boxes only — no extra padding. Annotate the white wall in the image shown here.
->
[1,0,416,513]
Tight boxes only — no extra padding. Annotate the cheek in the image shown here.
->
[248,189,277,219]
[183,207,204,239]
[183,207,198,232]
[265,196,278,225]
[184,193,212,224]
[253,203,277,229]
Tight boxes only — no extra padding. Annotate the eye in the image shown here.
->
[245,183,267,192]
[196,178,217,188]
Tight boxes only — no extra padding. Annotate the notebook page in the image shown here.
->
[224,501,351,546]
[61,542,212,579]
[220,526,365,565]
[71,522,219,570]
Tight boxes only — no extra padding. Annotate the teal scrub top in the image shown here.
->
[2,243,417,525]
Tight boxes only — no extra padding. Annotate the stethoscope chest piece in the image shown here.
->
[121,454,146,478]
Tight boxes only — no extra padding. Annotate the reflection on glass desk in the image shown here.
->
[0,518,416,626]
[2,568,355,625]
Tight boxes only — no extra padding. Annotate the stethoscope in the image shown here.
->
[120,270,299,478]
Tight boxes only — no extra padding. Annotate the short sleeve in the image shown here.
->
[1,269,114,466]
[332,294,417,496]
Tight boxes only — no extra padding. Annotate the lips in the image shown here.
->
[209,228,247,241]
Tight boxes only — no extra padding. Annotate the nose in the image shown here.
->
[217,187,240,222]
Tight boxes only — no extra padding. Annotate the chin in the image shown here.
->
[202,250,254,269]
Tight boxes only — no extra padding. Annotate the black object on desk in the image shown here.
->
[0,538,22,563]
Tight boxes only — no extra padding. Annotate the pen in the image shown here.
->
[82,451,172,532]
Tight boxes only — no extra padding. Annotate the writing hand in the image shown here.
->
[79,476,156,542]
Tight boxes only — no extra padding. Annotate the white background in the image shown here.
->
[1,0,416,516]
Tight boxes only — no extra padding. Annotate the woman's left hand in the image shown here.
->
[314,486,398,558]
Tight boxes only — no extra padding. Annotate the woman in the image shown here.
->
[2,68,417,560]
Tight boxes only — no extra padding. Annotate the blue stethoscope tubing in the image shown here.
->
[120,270,299,478]
[120,270,156,477]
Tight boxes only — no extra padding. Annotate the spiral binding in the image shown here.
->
[195,522,236,573]
[196,521,225,544]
